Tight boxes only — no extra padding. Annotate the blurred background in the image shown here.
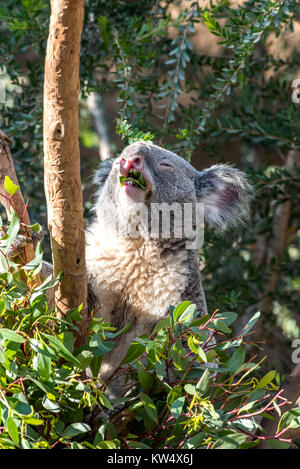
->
[1,0,300,377]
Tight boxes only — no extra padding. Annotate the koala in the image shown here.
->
[85,140,251,382]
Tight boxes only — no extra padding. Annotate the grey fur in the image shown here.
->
[85,141,251,387]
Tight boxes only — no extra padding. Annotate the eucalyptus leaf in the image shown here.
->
[140,392,158,424]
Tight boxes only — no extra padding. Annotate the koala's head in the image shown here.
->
[93,141,251,241]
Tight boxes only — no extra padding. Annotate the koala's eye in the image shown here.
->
[158,160,174,170]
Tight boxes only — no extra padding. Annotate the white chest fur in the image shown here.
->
[86,223,189,323]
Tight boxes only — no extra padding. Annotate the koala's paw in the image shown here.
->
[6,228,45,259]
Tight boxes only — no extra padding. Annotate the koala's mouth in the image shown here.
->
[119,169,147,191]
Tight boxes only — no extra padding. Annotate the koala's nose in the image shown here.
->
[120,155,144,174]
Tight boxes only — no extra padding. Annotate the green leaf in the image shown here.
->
[104,322,131,339]
[21,438,33,449]
[213,433,248,449]
[89,333,114,355]
[4,398,32,418]
[171,396,185,420]
[152,317,171,334]
[178,304,197,327]
[171,340,183,370]
[90,355,103,378]
[212,312,238,326]
[172,301,191,324]
[76,350,93,371]
[140,392,158,424]
[42,396,61,413]
[184,384,196,395]
[96,440,120,449]
[93,422,107,445]
[137,363,153,392]
[26,376,53,394]
[196,369,211,396]
[22,244,43,273]
[40,333,80,366]
[121,339,145,365]
[23,416,44,426]
[0,329,25,344]
[5,209,20,255]
[190,314,210,328]
[214,338,242,352]
[167,385,182,410]
[183,433,205,449]
[232,418,259,433]
[99,393,113,410]
[256,370,276,389]
[187,336,198,354]
[188,337,207,362]
[278,407,300,431]
[119,172,146,190]
[155,359,166,381]
[59,331,75,354]
[226,347,246,374]
[127,441,152,449]
[6,416,19,445]
[23,223,41,233]
[197,345,207,362]
[4,176,19,197]
[33,352,51,381]
[32,272,62,294]
[211,317,232,334]
[0,272,13,284]
[238,311,261,337]
[62,423,91,439]
[266,439,291,449]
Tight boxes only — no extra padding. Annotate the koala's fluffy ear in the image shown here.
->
[195,164,252,231]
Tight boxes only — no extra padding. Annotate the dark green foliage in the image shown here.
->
[0,214,300,448]
[0,1,49,223]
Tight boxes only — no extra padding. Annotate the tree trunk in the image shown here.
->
[86,92,113,161]
[43,0,88,342]
[0,129,40,278]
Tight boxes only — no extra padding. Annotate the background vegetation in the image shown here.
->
[1,0,300,449]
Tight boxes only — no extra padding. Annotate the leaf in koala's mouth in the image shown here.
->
[119,170,147,190]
